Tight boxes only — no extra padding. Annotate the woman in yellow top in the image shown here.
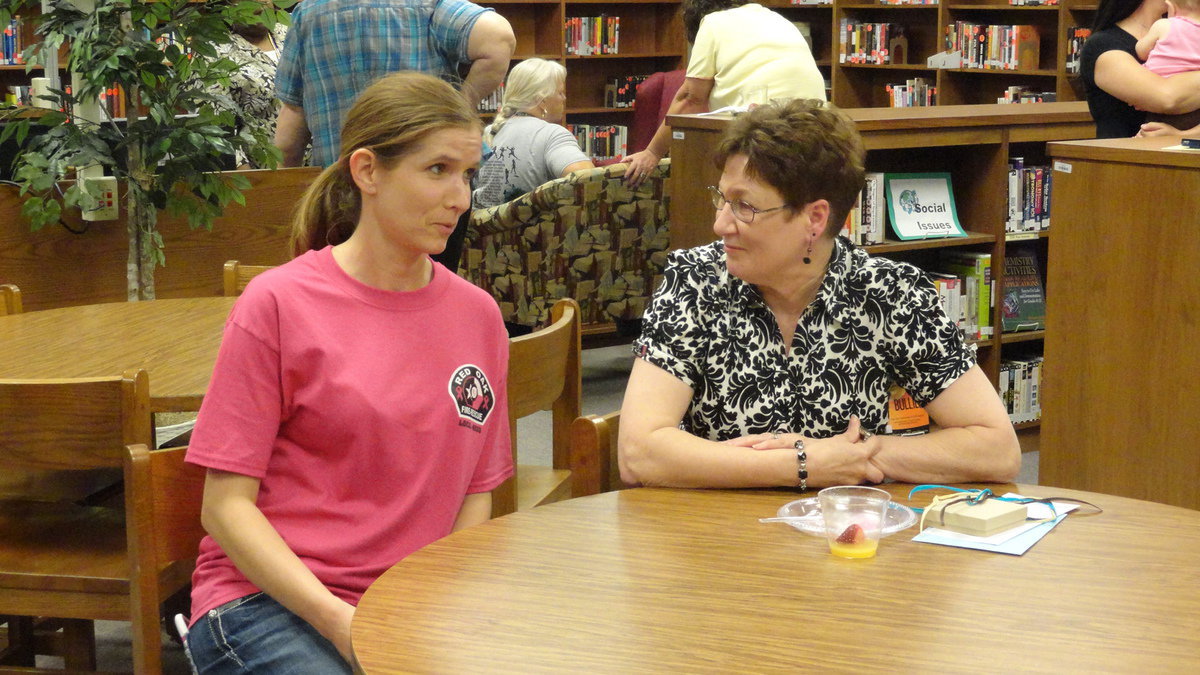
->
[623,0,825,186]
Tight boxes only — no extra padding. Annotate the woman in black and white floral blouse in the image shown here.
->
[213,8,289,168]
[619,99,1021,489]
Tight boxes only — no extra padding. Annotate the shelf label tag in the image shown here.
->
[672,131,685,140]
[1053,161,1072,174]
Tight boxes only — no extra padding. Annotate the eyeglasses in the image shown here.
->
[708,186,788,224]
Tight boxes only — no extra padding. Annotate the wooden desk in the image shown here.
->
[0,297,235,413]
[352,484,1200,672]
[666,102,1095,251]
[1042,136,1200,510]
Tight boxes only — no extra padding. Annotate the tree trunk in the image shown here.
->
[125,188,157,301]
[123,71,156,301]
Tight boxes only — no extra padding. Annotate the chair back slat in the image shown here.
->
[495,299,582,516]
[124,444,206,571]
[124,443,206,674]
[0,284,22,316]
[223,260,276,297]
[0,370,151,469]
[569,411,630,497]
[508,312,573,420]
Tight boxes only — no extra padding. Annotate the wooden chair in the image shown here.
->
[495,298,582,517]
[569,411,637,497]
[222,260,275,296]
[0,283,22,315]
[124,443,206,675]
[0,369,154,672]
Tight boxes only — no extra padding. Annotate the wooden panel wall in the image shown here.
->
[0,167,320,311]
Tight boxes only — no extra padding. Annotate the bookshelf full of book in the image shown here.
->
[478,0,686,162]
[756,0,1097,109]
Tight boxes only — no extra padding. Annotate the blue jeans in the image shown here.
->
[185,592,352,674]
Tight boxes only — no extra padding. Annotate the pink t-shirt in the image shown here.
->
[1145,16,1200,76]
[187,247,513,624]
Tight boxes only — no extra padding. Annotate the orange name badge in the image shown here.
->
[887,385,930,435]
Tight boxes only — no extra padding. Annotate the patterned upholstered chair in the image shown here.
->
[460,159,671,328]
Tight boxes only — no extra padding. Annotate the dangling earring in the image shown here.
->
[540,106,549,119]
[802,235,813,265]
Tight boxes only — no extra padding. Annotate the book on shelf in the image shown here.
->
[842,172,886,246]
[1006,157,1052,232]
[839,20,905,65]
[478,83,504,113]
[926,271,966,336]
[886,78,937,107]
[944,22,1039,71]
[566,123,627,161]
[998,86,1056,104]
[886,385,930,436]
[3,17,26,66]
[565,16,620,56]
[938,250,993,340]
[1066,27,1092,75]
[999,356,1042,424]
[603,75,647,109]
[1001,243,1045,332]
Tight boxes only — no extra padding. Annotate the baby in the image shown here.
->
[1136,0,1200,133]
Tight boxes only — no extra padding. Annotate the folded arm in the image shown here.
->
[866,366,1021,484]
[617,359,882,488]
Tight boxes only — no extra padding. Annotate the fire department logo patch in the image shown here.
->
[449,364,495,428]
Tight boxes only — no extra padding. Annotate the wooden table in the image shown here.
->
[352,484,1200,672]
[0,297,235,413]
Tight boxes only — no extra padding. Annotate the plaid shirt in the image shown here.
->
[276,0,490,166]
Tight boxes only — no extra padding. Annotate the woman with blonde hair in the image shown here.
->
[473,57,594,208]
[184,71,512,673]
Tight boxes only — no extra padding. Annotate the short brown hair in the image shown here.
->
[290,71,482,256]
[713,99,865,237]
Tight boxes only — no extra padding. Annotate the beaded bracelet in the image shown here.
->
[795,439,808,491]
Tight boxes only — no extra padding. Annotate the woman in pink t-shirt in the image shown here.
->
[184,72,513,673]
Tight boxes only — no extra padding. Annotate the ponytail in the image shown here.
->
[289,159,361,257]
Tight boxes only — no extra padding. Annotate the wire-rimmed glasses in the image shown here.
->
[708,186,788,224]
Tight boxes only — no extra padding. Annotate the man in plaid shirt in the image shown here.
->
[275,0,514,168]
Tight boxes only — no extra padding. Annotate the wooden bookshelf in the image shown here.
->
[667,102,1093,430]
[758,0,1097,108]
[480,0,686,118]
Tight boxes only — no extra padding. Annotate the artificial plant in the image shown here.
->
[0,0,292,299]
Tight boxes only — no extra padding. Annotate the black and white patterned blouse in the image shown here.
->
[213,25,288,168]
[633,237,975,440]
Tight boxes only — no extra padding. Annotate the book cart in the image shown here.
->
[667,102,1096,438]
